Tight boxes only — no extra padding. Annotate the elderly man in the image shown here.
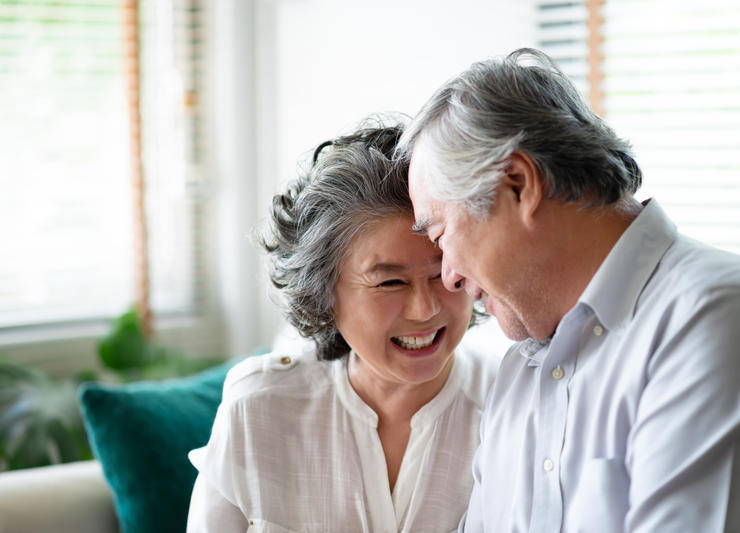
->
[399,48,740,532]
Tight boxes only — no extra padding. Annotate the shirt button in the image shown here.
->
[593,324,604,336]
[279,356,292,365]
[551,366,564,380]
[543,458,554,472]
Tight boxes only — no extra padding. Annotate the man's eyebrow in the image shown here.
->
[411,217,433,236]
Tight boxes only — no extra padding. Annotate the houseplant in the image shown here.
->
[0,308,223,471]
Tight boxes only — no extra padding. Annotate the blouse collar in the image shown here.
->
[331,351,466,429]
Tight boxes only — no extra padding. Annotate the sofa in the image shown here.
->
[0,459,117,533]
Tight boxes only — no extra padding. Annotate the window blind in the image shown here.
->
[537,0,740,254]
[138,0,209,317]
[0,0,208,329]
[536,1,591,99]
[601,0,740,254]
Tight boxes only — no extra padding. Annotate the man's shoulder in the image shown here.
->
[668,235,740,276]
[631,236,740,364]
[648,236,740,303]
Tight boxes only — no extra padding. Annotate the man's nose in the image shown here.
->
[442,261,465,292]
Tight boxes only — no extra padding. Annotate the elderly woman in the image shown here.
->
[186,121,496,532]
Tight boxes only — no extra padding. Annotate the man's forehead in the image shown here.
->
[407,138,434,195]
[408,175,444,231]
[409,183,444,235]
[408,139,450,235]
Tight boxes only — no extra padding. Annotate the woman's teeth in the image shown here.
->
[394,331,437,350]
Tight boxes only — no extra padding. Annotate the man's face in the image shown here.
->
[408,140,543,341]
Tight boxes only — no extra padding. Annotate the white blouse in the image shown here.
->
[187,346,496,533]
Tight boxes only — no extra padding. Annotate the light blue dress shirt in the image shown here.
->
[462,200,740,532]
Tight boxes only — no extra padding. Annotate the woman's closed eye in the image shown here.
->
[377,279,406,288]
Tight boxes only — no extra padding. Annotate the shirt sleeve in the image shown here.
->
[187,470,249,532]
[186,395,250,532]
[626,288,740,532]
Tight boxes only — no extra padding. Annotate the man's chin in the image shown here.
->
[498,325,530,342]
[490,306,530,341]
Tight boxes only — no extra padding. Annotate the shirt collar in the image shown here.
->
[518,338,551,367]
[579,199,677,332]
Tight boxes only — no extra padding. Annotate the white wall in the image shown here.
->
[214,0,537,356]
[271,0,535,183]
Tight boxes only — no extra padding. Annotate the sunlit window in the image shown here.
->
[538,0,740,254]
[0,0,208,329]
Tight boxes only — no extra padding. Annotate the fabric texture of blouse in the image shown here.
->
[461,199,740,532]
[187,344,496,533]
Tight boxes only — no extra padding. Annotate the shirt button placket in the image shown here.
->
[530,306,588,532]
[532,360,569,530]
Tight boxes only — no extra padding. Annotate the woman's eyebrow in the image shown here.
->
[365,263,408,275]
[365,254,442,276]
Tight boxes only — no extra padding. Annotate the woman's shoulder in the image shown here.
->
[454,332,504,408]
[221,348,335,405]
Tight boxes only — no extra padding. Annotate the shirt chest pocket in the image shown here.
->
[247,518,300,533]
[569,457,630,533]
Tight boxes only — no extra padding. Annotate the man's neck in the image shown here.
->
[536,196,642,338]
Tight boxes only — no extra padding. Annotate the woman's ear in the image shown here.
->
[502,151,543,225]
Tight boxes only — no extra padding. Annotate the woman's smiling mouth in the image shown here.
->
[392,327,445,351]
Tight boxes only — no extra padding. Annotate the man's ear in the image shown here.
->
[501,151,543,224]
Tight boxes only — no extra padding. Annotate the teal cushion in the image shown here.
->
[78,359,239,533]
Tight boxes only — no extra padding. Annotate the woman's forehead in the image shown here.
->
[343,214,442,275]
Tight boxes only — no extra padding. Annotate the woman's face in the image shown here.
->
[333,214,473,389]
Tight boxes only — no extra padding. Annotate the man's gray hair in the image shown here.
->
[261,121,412,361]
[397,48,642,217]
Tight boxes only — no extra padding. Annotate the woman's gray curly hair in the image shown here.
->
[261,120,413,360]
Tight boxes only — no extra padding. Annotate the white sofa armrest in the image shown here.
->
[0,460,118,533]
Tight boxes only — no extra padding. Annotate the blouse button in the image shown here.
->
[593,324,604,336]
[551,366,564,380]
[543,458,554,472]
[279,356,292,365]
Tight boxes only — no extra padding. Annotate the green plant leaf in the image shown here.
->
[97,308,152,370]
[0,359,91,471]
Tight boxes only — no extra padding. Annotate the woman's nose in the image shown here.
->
[406,283,441,321]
